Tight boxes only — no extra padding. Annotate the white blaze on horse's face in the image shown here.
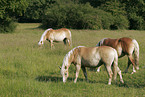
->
[62,71,68,83]
[61,65,68,83]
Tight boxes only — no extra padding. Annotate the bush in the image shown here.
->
[129,14,144,30]
[99,1,129,29]
[42,3,101,29]
[0,18,17,33]
[0,0,28,33]
[95,9,114,29]
[18,0,56,23]
[112,15,129,30]
[42,2,129,30]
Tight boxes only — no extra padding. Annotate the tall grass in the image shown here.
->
[0,23,144,97]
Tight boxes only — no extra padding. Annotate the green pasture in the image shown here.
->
[0,23,144,97]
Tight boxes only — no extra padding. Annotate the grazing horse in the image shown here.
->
[96,37,139,74]
[61,46,124,85]
[38,28,72,48]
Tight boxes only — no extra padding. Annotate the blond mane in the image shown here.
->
[62,46,85,67]
[38,28,52,45]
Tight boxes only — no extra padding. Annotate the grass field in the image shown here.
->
[0,23,145,97]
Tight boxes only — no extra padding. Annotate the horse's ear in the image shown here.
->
[58,66,61,69]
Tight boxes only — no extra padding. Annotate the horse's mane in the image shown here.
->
[62,46,85,67]
[39,28,52,42]
[96,38,108,46]
[42,28,52,37]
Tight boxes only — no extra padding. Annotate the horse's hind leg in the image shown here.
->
[117,67,124,83]
[63,38,67,45]
[105,65,113,85]
[81,66,88,82]
[124,57,131,73]
[125,55,136,74]
[74,64,81,83]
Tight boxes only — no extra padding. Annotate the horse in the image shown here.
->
[60,46,124,85]
[38,28,72,49]
[96,37,139,74]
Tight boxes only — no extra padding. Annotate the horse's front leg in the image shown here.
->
[74,64,81,83]
[50,40,54,49]
[68,39,72,47]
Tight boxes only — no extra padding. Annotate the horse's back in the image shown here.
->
[79,46,116,57]
[46,28,71,40]
[97,46,117,58]
[53,28,71,38]
[103,37,134,55]
[103,38,118,48]
[79,46,117,67]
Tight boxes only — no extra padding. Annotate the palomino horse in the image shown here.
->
[38,28,72,48]
[96,37,139,74]
[61,46,124,85]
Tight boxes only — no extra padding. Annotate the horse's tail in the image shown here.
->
[132,39,139,70]
[113,49,119,81]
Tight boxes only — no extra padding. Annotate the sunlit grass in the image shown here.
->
[0,23,144,97]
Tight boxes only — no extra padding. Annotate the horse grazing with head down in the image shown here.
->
[38,28,72,49]
[61,46,124,85]
[96,37,139,74]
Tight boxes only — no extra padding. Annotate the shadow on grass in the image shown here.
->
[117,81,145,88]
[35,75,144,88]
[36,75,97,83]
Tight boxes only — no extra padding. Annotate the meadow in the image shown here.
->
[0,23,144,97]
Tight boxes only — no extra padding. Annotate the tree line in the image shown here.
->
[0,0,144,33]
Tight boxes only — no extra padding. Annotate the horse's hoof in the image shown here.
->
[131,72,135,74]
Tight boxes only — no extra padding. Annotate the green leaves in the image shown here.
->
[0,0,28,33]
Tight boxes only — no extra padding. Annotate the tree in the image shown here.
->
[0,0,28,33]
[18,0,56,23]
[42,3,101,29]
[99,1,129,29]
[121,0,145,30]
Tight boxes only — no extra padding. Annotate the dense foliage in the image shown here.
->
[0,0,144,32]
[42,3,101,29]
[0,0,28,33]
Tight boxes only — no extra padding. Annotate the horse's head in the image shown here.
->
[61,52,72,83]
[38,28,52,46]
[38,40,44,46]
